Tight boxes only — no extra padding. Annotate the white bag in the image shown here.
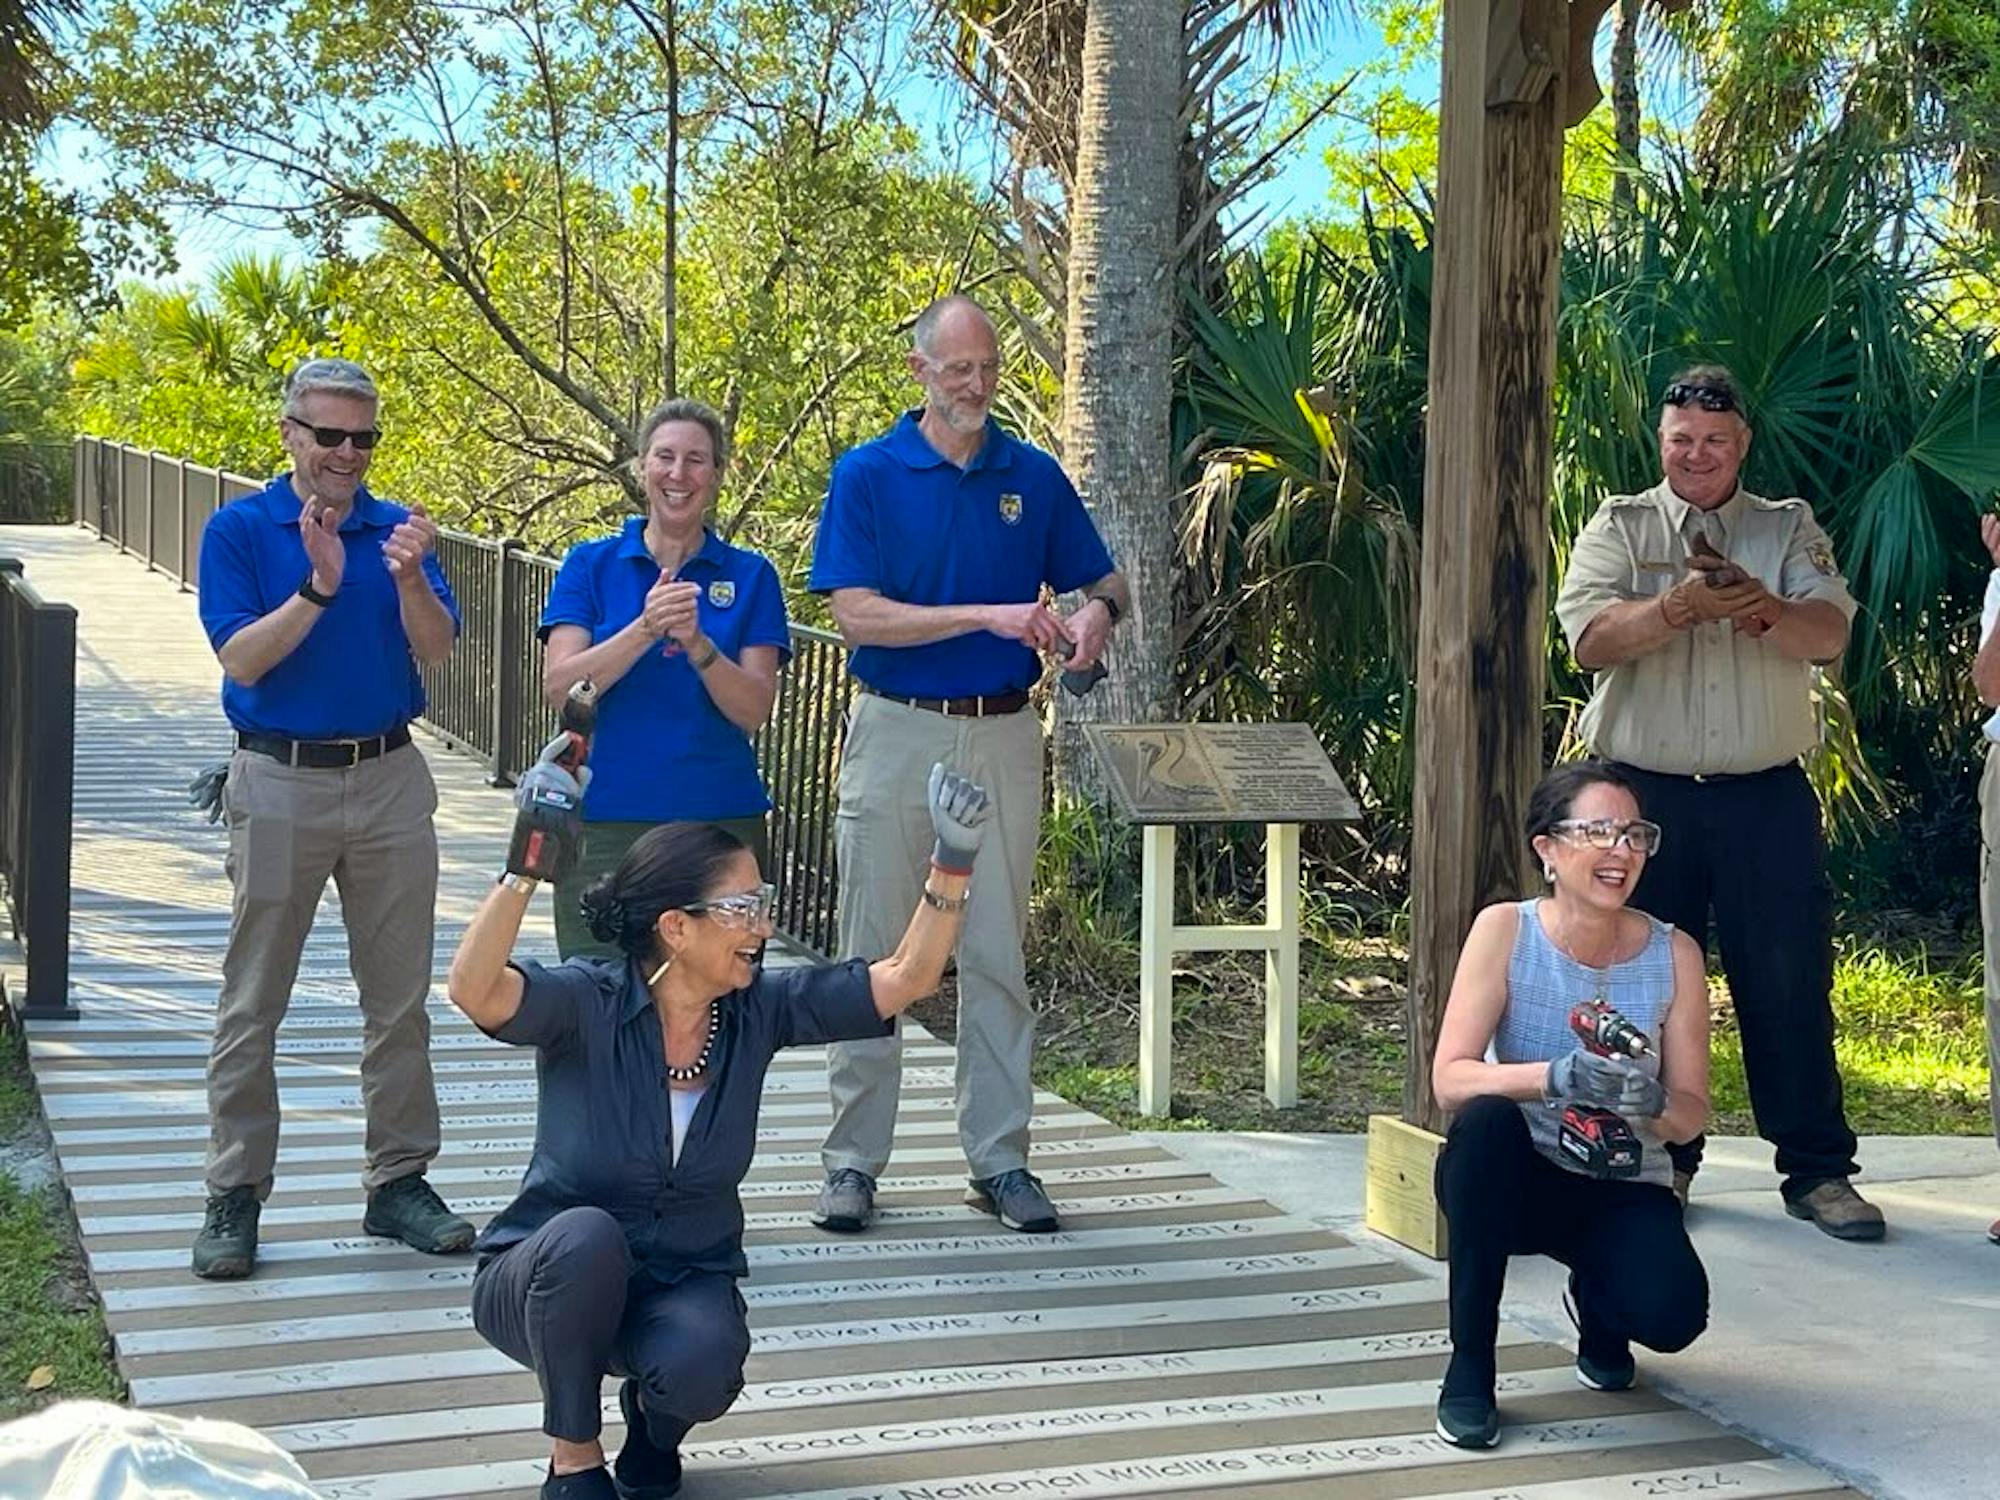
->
[0,1401,322,1500]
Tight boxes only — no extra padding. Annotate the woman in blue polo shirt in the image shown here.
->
[541,398,790,957]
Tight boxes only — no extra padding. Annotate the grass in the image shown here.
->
[0,1015,124,1418]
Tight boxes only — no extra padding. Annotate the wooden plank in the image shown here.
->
[1364,1113,1449,1260]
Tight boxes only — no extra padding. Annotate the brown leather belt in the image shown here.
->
[861,684,1031,718]
[237,725,412,769]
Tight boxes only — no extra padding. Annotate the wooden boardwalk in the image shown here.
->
[3,522,1865,1499]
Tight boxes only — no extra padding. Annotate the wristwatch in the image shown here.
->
[920,885,970,912]
[1088,592,1123,624]
[497,871,539,895]
[298,574,336,608]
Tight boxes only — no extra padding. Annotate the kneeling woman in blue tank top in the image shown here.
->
[1429,759,1711,1449]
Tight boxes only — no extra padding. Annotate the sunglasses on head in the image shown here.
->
[1662,382,1739,414]
[284,416,382,450]
[683,882,777,930]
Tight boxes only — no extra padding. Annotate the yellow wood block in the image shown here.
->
[1364,1113,1448,1260]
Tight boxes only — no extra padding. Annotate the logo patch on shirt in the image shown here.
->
[998,492,1023,525]
[707,580,737,609]
[1806,541,1837,576]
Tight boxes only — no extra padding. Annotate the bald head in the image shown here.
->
[912,294,995,358]
[907,294,1001,442]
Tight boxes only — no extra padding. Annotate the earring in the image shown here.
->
[646,955,672,986]
[1542,862,1556,884]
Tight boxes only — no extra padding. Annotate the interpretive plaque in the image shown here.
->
[1083,722,1359,825]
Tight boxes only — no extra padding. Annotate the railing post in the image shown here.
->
[21,591,75,1018]
[174,458,190,586]
[71,438,84,528]
[490,539,523,786]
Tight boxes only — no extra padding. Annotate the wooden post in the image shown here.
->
[1263,821,1301,1108]
[1404,0,1570,1134]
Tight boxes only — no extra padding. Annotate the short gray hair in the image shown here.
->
[911,294,992,358]
[283,358,378,415]
[635,398,728,476]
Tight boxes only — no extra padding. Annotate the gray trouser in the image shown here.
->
[1981,744,2000,1150]
[554,815,770,961]
[472,1208,749,1444]
[823,693,1042,1181]
[205,741,441,1198]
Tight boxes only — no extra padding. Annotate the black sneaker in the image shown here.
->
[191,1186,260,1280]
[810,1168,877,1233]
[1434,1391,1499,1448]
[614,1378,683,1499]
[966,1168,1060,1233]
[542,1464,617,1499]
[1565,1272,1636,1391]
[362,1174,476,1253]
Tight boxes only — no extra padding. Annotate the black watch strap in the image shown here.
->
[1089,591,1123,624]
[298,575,335,608]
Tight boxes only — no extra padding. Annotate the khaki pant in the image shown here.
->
[1981,744,2000,1150]
[553,815,771,960]
[206,742,442,1198]
[823,693,1043,1180]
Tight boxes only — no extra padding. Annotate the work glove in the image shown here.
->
[1544,1048,1633,1109]
[187,762,230,824]
[1613,1064,1667,1120]
[505,732,593,883]
[927,763,991,875]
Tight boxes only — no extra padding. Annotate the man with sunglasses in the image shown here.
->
[190,357,474,1278]
[1554,364,1882,1242]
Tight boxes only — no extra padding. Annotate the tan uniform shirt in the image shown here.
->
[1555,482,1857,776]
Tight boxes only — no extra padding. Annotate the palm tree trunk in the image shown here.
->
[1056,0,1182,801]
[1611,0,1642,218]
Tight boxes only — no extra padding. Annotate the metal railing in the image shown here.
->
[0,444,74,524]
[72,436,852,955]
[0,559,76,1018]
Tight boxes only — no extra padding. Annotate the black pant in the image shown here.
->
[1616,762,1859,1194]
[1435,1097,1708,1398]
[471,1207,751,1445]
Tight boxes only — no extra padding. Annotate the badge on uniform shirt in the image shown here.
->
[1806,541,1836,576]
[708,580,736,608]
[998,492,1023,525]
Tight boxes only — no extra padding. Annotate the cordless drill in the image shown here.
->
[506,679,597,881]
[1557,999,1651,1179]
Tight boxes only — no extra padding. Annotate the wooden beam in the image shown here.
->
[1404,0,1567,1133]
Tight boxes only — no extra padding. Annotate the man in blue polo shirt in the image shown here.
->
[808,293,1128,1235]
[191,357,474,1279]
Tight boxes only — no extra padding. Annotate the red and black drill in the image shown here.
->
[505,678,597,882]
[1557,999,1652,1179]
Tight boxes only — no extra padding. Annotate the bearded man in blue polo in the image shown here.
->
[808,293,1129,1235]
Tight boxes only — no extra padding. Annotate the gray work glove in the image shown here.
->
[506,733,594,882]
[187,762,230,824]
[1544,1048,1632,1109]
[927,762,991,874]
[1613,1064,1667,1120]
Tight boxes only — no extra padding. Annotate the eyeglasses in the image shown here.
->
[683,882,777,930]
[1551,818,1663,855]
[929,358,1002,384]
[283,416,382,450]
[1662,382,1739,414]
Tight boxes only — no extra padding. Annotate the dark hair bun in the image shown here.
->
[578,878,627,944]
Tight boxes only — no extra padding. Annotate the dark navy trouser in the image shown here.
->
[471,1207,750,1444]
[1616,761,1859,1195]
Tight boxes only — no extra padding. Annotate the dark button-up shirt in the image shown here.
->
[474,955,891,1281]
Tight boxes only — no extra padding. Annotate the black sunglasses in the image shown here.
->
[284,416,382,450]
[1662,382,1739,413]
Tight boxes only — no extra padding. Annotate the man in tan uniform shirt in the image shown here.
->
[1555,365,1883,1242]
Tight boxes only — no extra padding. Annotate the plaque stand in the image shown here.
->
[1138,821,1300,1117]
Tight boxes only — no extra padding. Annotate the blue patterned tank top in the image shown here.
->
[1493,898,1677,1186]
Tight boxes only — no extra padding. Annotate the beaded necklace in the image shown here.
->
[664,1004,719,1084]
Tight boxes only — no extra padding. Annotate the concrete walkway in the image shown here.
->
[1146,1131,2000,1500]
[4,521,1869,1499]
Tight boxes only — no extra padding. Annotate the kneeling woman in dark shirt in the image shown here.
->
[447,762,991,1499]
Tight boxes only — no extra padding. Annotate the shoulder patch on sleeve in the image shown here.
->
[1805,539,1838,576]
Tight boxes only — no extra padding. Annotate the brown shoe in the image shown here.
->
[1671,1170,1692,1209]
[1784,1178,1885,1242]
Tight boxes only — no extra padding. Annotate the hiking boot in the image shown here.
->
[614,1378,683,1499]
[1671,1169,1693,1209]
[810,1169,876,1233]
[966,1168,1059,1233]
[542,1465,617,1499]
[1564,1272,1636,1391]
[362,1174,476,1253]
[1434,1391,1499,1448]
[191,1186,260,1280]
[1784,1177,1886,1243]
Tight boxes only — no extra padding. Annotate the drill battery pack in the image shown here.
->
[1559,1103,1643,1178]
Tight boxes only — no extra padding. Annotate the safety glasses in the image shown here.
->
[284,416,382,450]
[684,882,777,930]
[1661,382,1738,414]
[1551,818,1663,855]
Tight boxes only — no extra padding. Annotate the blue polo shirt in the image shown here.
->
[197,474,461,738]
[808,412,1114,697]
[540,520,790,823]
[475,953,892,1283]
